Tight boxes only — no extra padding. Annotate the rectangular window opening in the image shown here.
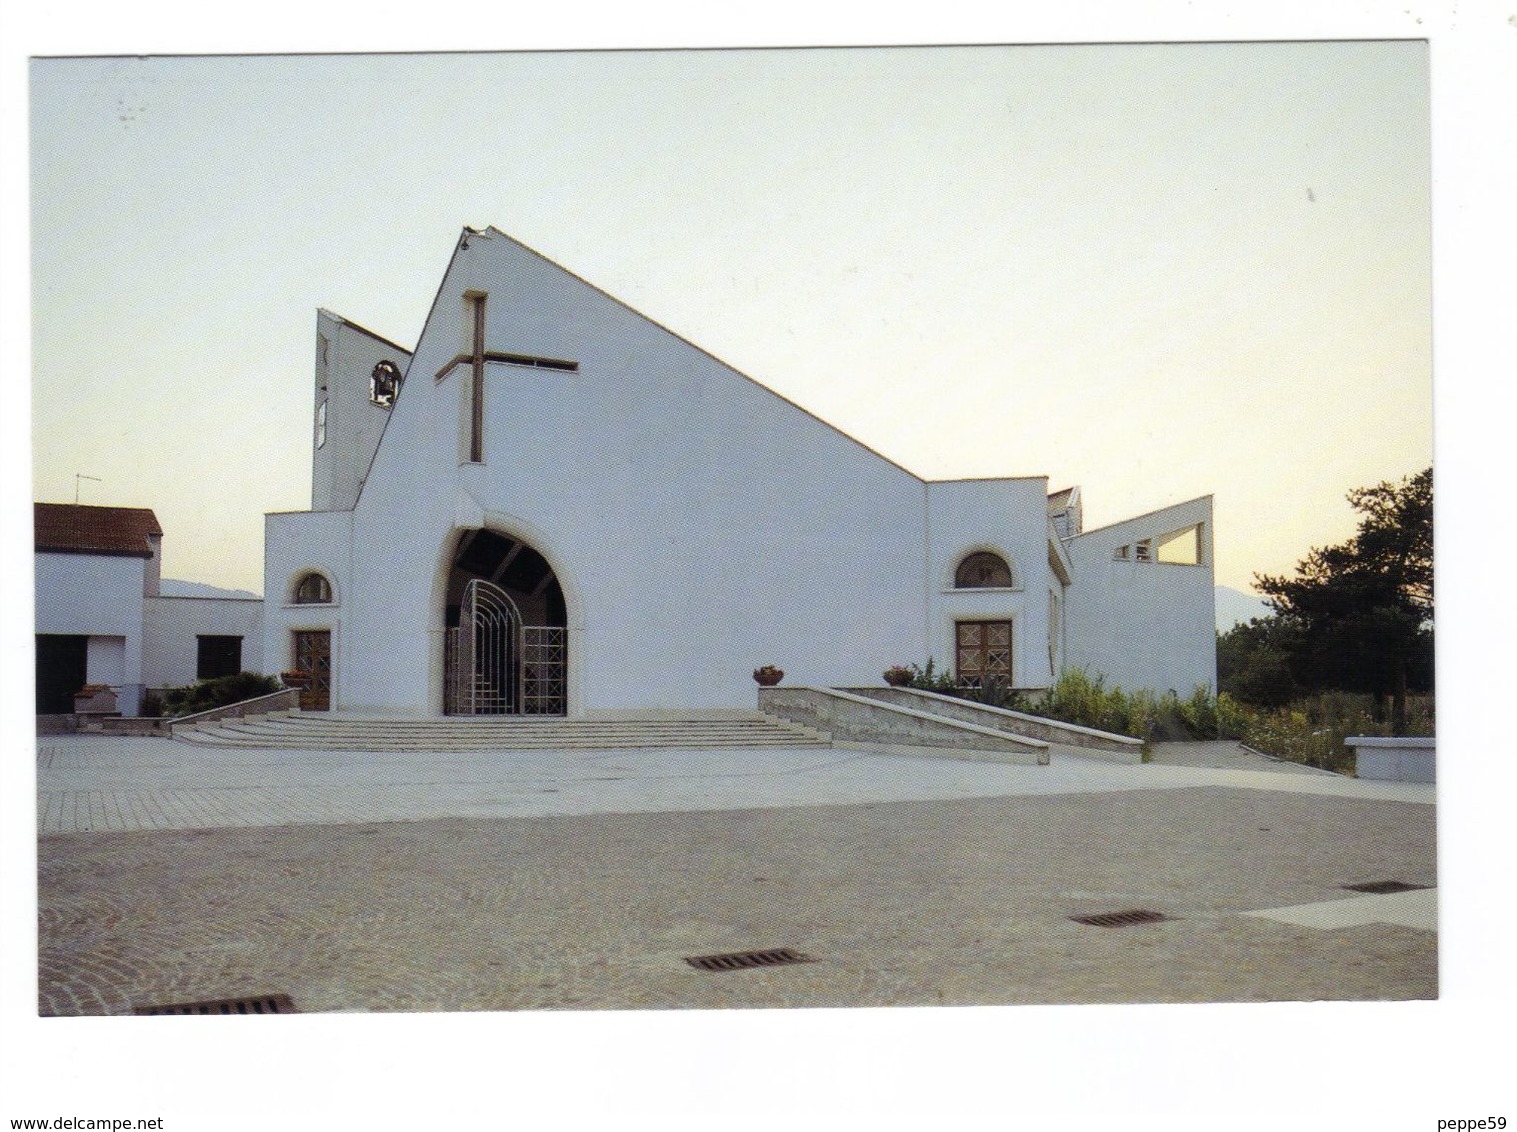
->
[196,635,243,680]
[483,351,579,373]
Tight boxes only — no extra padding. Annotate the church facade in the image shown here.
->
[263,227,1215,717]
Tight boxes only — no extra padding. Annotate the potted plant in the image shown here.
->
[884,665,913,688]
[753,665,784,687]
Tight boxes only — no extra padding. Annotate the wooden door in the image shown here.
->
[293,630,331,711]
[956,620,1012,691]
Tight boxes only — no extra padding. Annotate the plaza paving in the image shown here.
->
[36,735,1436,1015]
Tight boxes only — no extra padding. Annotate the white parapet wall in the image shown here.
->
[759,685,1049,766]
[1347,736,1435,783]
[840,685,1144,761]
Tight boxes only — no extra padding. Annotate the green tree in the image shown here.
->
[1217,616,1302,708]
[1254,467,1432,733]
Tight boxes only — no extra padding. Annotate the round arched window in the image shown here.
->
[293,572,333,604]
[955,552,1013,589]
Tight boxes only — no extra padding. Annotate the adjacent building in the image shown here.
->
[34,503,263,716]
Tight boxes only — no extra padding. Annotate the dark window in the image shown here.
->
[371,359,402,407]
[197,636,243,680]
[955,552,1014,589]
[293,573,332,604]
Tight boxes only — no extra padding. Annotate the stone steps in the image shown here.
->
[174,712,832,751]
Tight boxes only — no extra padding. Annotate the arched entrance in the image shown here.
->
[442,529,567,715]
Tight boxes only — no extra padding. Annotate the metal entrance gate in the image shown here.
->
[444,578,566,715]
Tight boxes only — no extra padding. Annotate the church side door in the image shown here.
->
[292,630,331,711]
[956,620,1012,692]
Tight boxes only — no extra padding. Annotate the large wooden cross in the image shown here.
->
[433,292,579,463]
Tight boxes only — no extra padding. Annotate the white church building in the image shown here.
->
[258,226,1216,718]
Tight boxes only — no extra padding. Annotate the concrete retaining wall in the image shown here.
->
[36,714,78,735]
[840,686,1144,761]
[760,686,1048,766]
[170,689,301,735]
[98,717,172,736]
[1348,736,1435,783]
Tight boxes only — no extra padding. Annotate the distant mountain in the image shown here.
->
[159,578,260,599]
[1215,585,1271,632]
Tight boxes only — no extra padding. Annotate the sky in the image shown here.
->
[26,41,1432,595]
[7,5,1516,1129]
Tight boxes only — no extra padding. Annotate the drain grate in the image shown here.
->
[1070,910,1170,928]
[1342,881,1429,895]
[684,948,815,972]
[133,994,296,1016]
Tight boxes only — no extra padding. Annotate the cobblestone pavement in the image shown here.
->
[38,780,1435,1016]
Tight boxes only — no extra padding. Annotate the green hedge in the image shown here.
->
[161,672,283,718]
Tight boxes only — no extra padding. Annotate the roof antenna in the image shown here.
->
[74,473,101,504]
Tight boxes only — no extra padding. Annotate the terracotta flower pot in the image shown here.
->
[753,668,784,687]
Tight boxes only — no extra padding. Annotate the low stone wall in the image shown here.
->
[39,714,179,736]
[1347,736,1435,784]
[99,717,172,736]
[760,686,1048,766]
[840,686,1144,760]
[169,689,301,735]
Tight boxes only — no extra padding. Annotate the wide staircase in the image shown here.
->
[173,710,832,752]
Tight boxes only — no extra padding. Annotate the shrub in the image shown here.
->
[891,663,1442,771]
[1215,692,1251,740]
[1023,671,1232,742]
[906,659,1038,712]
[905,658,960,695]
[162,672,283,717]
[1222,690,1434,775]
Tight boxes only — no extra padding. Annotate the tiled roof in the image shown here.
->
[34,503,162,558]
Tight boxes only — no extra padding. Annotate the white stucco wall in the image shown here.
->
[1062,496,1217,695]
[35,552,145,638]
[925,478,1058,690]
[263,509,353,690]
[86,636,126,685]
[36,551,147,712]
[311,311,413,513]
[143,596,266,687]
